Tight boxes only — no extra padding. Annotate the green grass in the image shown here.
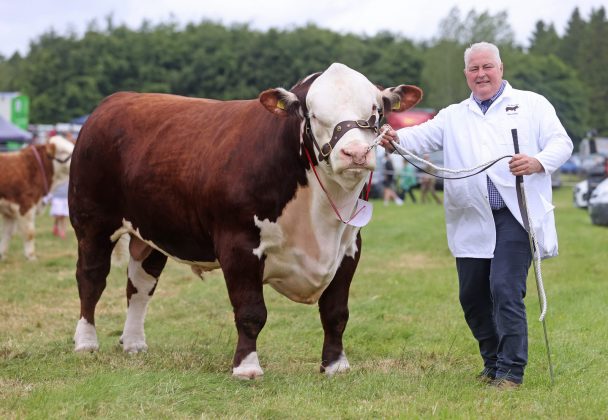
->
[1,187,607,418]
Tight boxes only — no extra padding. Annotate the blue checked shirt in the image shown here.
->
[474,82,507,210]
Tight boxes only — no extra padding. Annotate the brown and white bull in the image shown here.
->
[0,136,74,260]
[70,63,422,378]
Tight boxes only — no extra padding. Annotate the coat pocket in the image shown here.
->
[444,178,472,209]
[533,193,558,259]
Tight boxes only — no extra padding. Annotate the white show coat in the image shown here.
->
[396,82,573,259]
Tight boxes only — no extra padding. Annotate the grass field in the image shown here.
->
[1,186,607,418]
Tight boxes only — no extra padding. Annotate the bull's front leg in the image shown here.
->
[219,236,267,380]
[17,208,37,260]
[0,215,16,260]
[318,234,361,376]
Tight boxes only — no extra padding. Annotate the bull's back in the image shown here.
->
[69,92,298,261]
[74,92,262,169]
[72,93,267,204]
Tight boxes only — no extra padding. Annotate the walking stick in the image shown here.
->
[511,128,555,385]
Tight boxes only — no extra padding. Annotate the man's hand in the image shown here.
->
[509,154,544,176]
[379,124,399,150]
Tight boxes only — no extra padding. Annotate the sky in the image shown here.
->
[0,0,606,58]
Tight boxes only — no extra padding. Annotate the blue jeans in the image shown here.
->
[456,208,532,384]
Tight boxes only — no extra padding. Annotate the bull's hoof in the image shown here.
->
[232,367,264,380]
[232,352,264,380]
[74,318,99,352]
[74,341,100,352]
[120,335,148,353]
[321,351,350,376]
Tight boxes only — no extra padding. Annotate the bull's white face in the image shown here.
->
[306,64,380,186]
[48,135,74,182]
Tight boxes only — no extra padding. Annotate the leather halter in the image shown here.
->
[292,70,381,163]
[53,153,72,164]
[305,114,379,162]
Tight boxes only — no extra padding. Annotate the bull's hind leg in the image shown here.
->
[74,233,114,352]
[120,237,167,353]
[318,235,361,375]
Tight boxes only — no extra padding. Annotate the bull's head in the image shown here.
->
[259,63,422,189]
[46,135,75,189]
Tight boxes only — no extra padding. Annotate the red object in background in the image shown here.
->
[386,108,436,129]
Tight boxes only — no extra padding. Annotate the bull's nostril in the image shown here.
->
[340,144,373,166]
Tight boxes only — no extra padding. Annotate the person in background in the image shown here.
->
[379,42,572,389]
[383,150,403,206]
[396,161,417,203]
[369,149,385,199]
[49,132,75,239]
[419,154,442,204]
[50,181,69,239]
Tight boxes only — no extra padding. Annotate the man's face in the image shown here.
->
[464,50,504,101]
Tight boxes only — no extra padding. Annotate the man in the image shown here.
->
[383,150,404,206]
[379,42,572,389]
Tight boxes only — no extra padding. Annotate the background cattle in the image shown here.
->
[69,63,422,378]
[0,136,74,260]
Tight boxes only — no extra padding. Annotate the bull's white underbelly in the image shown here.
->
[112,179,361,304]
[255,228,351,304]
[253,184,360,304]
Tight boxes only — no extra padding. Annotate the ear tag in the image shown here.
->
[277,99,286,110]
[391,100,401,111]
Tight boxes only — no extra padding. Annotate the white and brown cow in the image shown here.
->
[70,63,422,378]
[0,136,74,260]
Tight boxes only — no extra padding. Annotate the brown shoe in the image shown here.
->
[476,368,496,384]
[489,378,521,390]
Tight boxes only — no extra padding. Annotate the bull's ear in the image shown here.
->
[382,85,423,113]
[259,88,300,118]
[45,142,56,158]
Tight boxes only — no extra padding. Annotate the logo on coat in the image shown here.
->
[505,104,519,114]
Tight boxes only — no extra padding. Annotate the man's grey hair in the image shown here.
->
[464,42,501,67]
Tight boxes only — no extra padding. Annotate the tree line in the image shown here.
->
[0,6,606,145]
